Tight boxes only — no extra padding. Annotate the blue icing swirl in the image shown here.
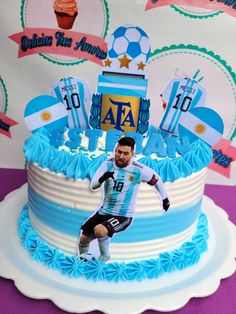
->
[192,234,208,253]
[172,249,189,270]
[43,248,65,269]
[18,218,31,238]
[84,259,107,281]
[144,258,164,279]
[157,159,181,183]
[173,157,192,178]
[30,239,48,262]
[190,140,213,167]
[138,156,159,173]
[66,153,91,179]
[87,154,107,180]
[61,256,86,278]
[37,146,57,169]
[18,205,209,283]
[159,252,176,273]
[24,140,49,163]
[197,224,209,240]
[198,212,208,226]
[182,242,201,264]
[34,127,51,141]
[22,229,37,249]
[105,262,127,282]
[125,261,146,281]
[184,150,204,172]
[154,159,166,173]
[49,150,73,174]
[24,129,50,154]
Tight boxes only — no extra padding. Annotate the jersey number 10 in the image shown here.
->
[113,180,124,192]
[63,93,81,110]
[172,94,192,112]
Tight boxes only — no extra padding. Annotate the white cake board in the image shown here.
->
[0,184,235,314]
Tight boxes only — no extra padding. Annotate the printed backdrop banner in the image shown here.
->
[145,0,236,17]
[0,0,235,186]
[9,28,107,65]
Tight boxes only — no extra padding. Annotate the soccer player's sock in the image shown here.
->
[78,242,90,255]
[98,236,110,261]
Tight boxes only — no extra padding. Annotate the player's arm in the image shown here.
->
[142,167,170,211]
[90,161,114,191]
[147,174,170,211]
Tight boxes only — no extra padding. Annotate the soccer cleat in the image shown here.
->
[99,254,110,262]
[79,252,95,262]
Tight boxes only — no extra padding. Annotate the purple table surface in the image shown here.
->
[0,168,235,314]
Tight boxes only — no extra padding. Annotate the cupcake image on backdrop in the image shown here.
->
[54,0,78,30]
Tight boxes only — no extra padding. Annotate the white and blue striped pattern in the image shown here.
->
[97,74,148,97]
[160,78,206,134]
[28,184,201,242]
[98,161,143,218]
[50,77,91,130]
[24,95,68,133]
[27,163,207,258]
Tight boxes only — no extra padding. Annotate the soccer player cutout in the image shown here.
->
[78,137,170,262]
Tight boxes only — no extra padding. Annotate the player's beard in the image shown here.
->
[115,158,130,168]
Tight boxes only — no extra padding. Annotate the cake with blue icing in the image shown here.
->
[19,24,224,283]
[19,127,212,282]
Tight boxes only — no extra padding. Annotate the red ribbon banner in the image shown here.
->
[9,28,108,66]
[145,0,236,18]
[0,112,18,138]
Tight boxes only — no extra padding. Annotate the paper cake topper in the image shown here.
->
[49,76,92,130]
[178,107,224,147]
[24,95,68,133]
[89,25,151,134]
[106,25,151,73]
[159,71,207,135]
[0,112,18,138]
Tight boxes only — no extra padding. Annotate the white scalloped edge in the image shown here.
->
[0,184,235,314]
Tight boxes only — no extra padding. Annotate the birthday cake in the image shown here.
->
[19,25,224,283]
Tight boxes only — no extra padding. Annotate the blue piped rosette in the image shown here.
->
[18,205,209,282]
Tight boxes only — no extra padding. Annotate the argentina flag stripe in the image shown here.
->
[98,74,147,97]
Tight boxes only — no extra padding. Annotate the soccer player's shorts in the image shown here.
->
[81,211,133,238]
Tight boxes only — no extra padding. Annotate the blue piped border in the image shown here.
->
[18,204,208,282]
[24,129,213,183]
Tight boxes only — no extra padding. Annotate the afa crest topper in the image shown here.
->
[89,25,151,134]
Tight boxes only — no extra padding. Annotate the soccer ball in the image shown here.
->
[108,25,151,63]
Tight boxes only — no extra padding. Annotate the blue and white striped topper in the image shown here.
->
[178,107,224,147]
[24,95,68,133]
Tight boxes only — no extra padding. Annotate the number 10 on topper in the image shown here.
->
[49,76,92,130]
[89,25,151,135]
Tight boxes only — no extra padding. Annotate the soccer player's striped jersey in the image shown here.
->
[159,77,206,134]
[90,158,167,218]
[49,76,92,130]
